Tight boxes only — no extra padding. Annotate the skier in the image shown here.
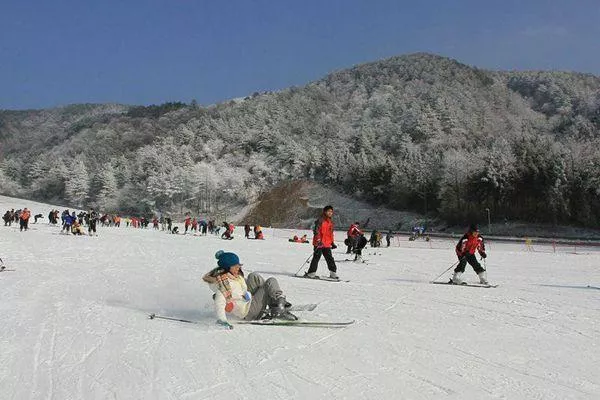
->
[244,224,251,238]
[353,234,368,262]
[385,230,394,247]
[221,222,233,240]
[305,205,339,280]
[88,209,98,236]
[3,210,11,226]
[253,225,264,240]
[71,220,84,235]
[184,215,191,234]
[452,224,488,284]
[33,213,43,223]
[202,251,296,328]
[346,222,362,254]
[19,208,31,231]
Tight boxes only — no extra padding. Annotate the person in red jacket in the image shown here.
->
[184,216,191,234]
[346,222,362,254]
[305,205,339,280]
[19,208,31,232]
[452,224,488,284]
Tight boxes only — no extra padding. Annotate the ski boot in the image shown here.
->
[268,297,298,320]
[478,271,489,285]
[451,272,464,284]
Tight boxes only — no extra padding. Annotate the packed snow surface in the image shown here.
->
[1,199,599,399]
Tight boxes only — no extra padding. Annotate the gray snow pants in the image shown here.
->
[244,272,283,320]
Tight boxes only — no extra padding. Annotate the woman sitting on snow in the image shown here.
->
[202,251,296,329]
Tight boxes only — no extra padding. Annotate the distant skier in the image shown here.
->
[346,222,362,254]
[385,230,394,247]
[202,251,296,328]
[452,224,488,284]
[253,225,264,240]
[33,213,43,223]
[221,222,233,240]
[88,209,98,236]
[184,215,191,234]
[244,224,251,238]
[19,208,31,231]
[353,234,368,262]
[305,205,339,280]
[3,210,12,226]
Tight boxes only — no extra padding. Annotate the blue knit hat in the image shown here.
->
[215,250,242,270]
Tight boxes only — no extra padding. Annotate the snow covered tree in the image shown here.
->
[96,164,118,211]
[65,157,90,207]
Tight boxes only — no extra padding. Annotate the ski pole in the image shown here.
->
[430,258,461,283]
[294,253,314,276]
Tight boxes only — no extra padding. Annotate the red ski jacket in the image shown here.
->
[313,217,334,248]
[347,224,362,238]
[455,233,486,257]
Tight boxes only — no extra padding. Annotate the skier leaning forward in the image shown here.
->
[203,250,297,329]
[305,205,339,280]
[452,224,488,284]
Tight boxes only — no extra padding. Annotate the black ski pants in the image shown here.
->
[454,253,485,274]
[89,220,97,234]
[307,247,337,274]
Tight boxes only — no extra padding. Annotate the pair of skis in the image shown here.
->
[293,274,350,283]
[148,303,355,328]
[430,280,498,288]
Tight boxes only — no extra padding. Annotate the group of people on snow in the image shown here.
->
[204,205,489,327]
[3,208,32,231]
[244,224,264,240]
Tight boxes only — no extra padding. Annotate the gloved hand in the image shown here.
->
[480,252,487,259]
[225,301,234,312]
[331,243,337,249]
[242,291,252,302]
[216,320,234,330]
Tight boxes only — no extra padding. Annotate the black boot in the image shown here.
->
[269,296,286,317]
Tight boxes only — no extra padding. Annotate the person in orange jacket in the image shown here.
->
[305,205,339,280]
[452,224,488,284]
[19,208,31,232]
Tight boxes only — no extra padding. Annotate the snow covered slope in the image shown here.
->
[0,204,599,399]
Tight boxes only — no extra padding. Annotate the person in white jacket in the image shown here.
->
[202,250,296,328]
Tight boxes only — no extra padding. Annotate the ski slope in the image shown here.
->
[1,206,599,399]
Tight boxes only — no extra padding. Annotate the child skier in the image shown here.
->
[452,224,488,284]
[203,251,296,328]
[305,205,339,279]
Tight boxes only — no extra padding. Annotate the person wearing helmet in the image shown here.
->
[452,224,488,284]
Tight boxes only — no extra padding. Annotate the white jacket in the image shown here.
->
[208,274,250,322]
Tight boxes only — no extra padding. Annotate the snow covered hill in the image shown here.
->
[1,199,599,399]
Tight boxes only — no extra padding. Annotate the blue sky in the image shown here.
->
[1,0,599,109]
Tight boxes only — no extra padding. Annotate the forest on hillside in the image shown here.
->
[1,53,599,226]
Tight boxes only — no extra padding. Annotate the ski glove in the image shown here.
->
[242,291,252,302]
[216,320,234,330]
[480,252,487,259]
[331,243,337,249]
